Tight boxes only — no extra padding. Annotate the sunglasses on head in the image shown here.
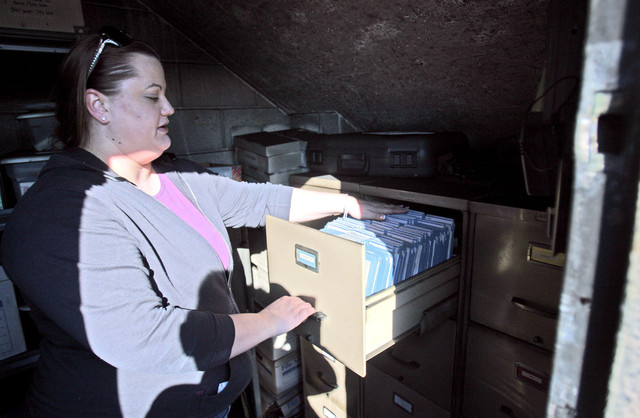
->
[86,26,133,80]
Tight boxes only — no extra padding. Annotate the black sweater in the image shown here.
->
[1,148,292,417]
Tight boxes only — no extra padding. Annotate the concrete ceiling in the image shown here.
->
[140,0,550,147]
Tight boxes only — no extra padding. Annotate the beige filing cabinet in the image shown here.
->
[367,318,457,412]
[463,201,564,417]
[281,172,492,415]
[300,337,362,418]
[468,202,564,351]
[266,215,460,378]
[283,173,490,376]
[300,334,452,418]
[463,323,553,418]
[364,364,450,418]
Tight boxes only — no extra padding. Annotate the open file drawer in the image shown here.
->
[266,215,460,377]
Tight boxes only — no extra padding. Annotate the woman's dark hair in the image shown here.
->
[55,30,160,148]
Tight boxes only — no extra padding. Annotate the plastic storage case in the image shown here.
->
[281,130,468,178]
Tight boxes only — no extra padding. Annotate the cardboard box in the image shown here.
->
[251,265,271,305]
[234,131,306,157]
[242,165,309,185]
[236,146,306,174]
[257,331,299,361]
[207,164,242,181]
[256,347,301,396]
[261,385,303,418]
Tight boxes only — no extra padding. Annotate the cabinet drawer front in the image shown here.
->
[463,324,551,418]
[364,364,449,418]
[470,211,563,350]
[367,319,456,409]
[267,216,460,377]
[301,338,358,418]
[268,215,367,375]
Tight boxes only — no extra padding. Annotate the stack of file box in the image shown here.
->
[248,227,304,416]
[255,328,303,417]
[234,131,309,185]
[320,210,455,297]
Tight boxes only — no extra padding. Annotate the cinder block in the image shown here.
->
[168,109,224,155]
[179,63,259,108]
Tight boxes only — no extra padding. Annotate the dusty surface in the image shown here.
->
[141,0,550,147]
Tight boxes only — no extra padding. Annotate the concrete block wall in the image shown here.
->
[0,0,356,162]
[82,0,290,166]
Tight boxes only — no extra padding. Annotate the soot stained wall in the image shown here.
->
[139,0,551,148]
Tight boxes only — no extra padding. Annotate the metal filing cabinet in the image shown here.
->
[468,202,564,351]
[364,363,450,418]
[367,318,457,413]
[300,337,362,418]
[283,172,492,416]
[266,215,460,377]
[463,323,553,418]
[464,201,564,416]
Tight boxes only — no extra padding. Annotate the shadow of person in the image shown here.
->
[145,237,255,418]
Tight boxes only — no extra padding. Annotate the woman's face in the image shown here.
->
[105,53,174,165]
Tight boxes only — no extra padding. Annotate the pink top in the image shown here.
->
[154,174,230,269]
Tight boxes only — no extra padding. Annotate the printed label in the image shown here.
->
[515,362,550,392]
[295,244,319,272]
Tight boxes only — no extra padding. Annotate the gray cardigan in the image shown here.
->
[1,148,293,417]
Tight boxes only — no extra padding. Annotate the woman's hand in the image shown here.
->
[345,196,408,221]
[290,188,409,223]
[230,296,315,358]
[258,296,316,336]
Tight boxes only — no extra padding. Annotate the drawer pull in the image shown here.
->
[419,293,458,335]
[388,349,420,370]
[317,371,338,390]
[312,311,327,321]
[511,297,558,320]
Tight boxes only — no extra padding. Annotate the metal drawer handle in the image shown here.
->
[389,349,420,370]
[511,296,558,320]
[316,371,338,390]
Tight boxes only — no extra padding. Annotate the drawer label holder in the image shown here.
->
[515,362,550,392]
[322,406,337,418]
[295,244,319,272]
[393,392,414,414]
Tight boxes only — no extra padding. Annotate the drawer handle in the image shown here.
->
[389,349,420,370]
[317,371,338,390]
[511,297,558,320]
[312,311,327,321]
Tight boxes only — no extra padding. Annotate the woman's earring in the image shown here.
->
[101,117,106,121]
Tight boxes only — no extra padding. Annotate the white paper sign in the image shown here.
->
[0,0,84,33]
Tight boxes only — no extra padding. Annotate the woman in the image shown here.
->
[1,28,405,417]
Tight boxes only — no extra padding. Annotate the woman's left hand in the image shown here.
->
[346,196,408,221]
